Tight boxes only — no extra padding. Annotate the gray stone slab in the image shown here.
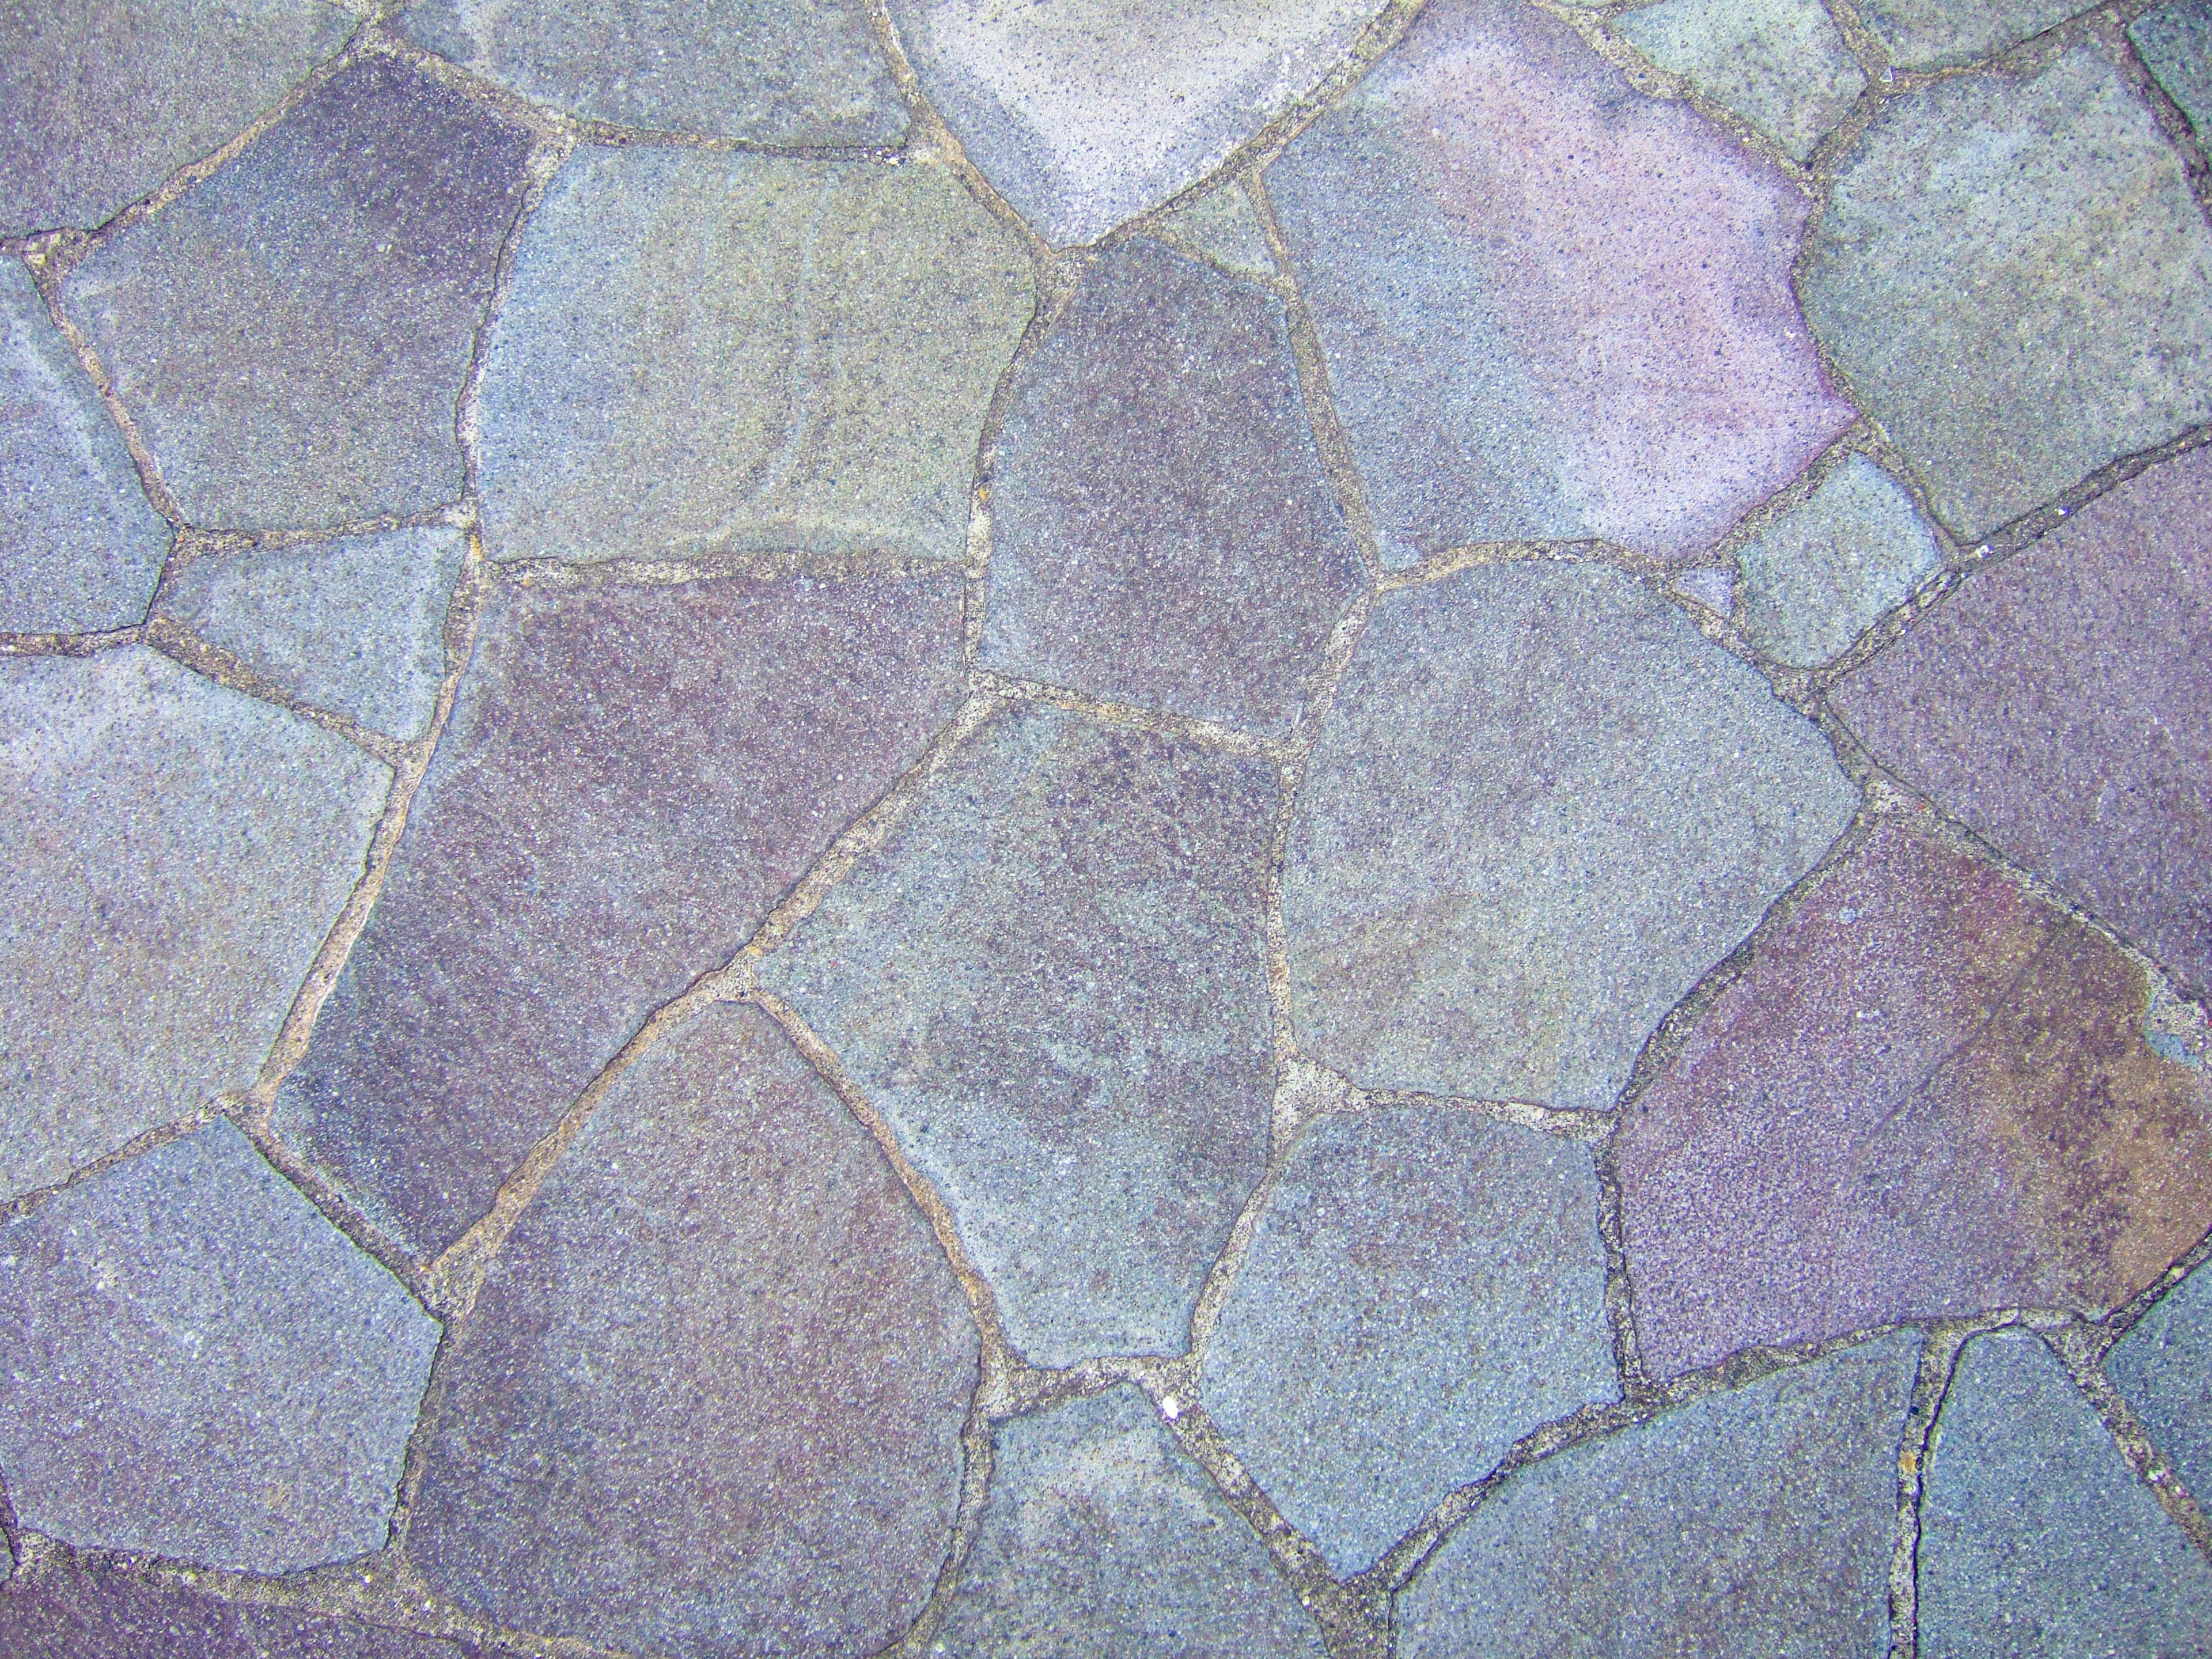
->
[2110,1262,2212,1520]
[1157,183,1278,281]
[2134,1,2212,139]
[1858,0,2077,68]
[1738,454,1945,666]
[1616,0,1866,160]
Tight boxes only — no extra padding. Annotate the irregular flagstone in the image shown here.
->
[1672,562,1736,618]
[412,1003,974,1659]
[979,238,1363,735]
[1831,444,2212,993]
[2134,1,2212,138]
[0,0,354,237]
[1738,454,1945,668]
[401,0,905,143]
[0,647,387,1202]
[476,149,1032,566]
[274,565,964,1257]
[2109,1260,2212,1505]
[1920,1331,2212,1655]
[0,1121,439,1573]
[759,703,1277,1366]
[1858,0,2077,69]
[1,260,170,633]
[1268,0,1850,565]
[1282,563,1857,1111]
[889,0,1375,248]
[65,57,533,531]
[1156,183,1277,281]
[1800,43,2212,543]
[1615,0,1866,161]
[1398,1331,1918,1658]
[936,1386,1326,1658]
[1619,822,2212,1377]
[1200,1108,1617,1574]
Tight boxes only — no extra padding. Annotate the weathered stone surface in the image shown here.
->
[1858,0,2076,69]
[1738,454,1945,668]
[937,1386,1326,1658]
[1,260,169,632]
[412,1003,974,1659]
[1831,444,2212,993]
[0,0,354,237]
[66,56,533,531]
[980,238,1362,734]
[1616,0,1865,161]
[0,1121,438,1573]
[1801,44,2212,543]
[1283,563,1856,1111]
[891,0,1374,247]
[275,565,964,1256]
[1399,1332,1918,1658]
[477,150,1032,566]
[2110,1259,2212,1504]
[2135,1,2212,138]
[1672,562,1735,617]
[1157,183,1277,281]
[760,704,1276,1366]
[161,527,465,741]
[1270,0,1850,565]
[402,0,905,143]
[1619,823,2212,1377]
[1,647,387,1202]
[1920,1331,2212,1656]
[1200,1108,1616,1574]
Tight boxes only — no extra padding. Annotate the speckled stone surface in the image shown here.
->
[1738,454,1945,667]
[2110,1261,2212,1506]
[1157,183,1278,281]
[1616,0,1866,161]
[1857,0,2078,69]
[2135,1,2212,138]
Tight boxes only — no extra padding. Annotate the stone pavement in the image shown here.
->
[2,1,2210,1654]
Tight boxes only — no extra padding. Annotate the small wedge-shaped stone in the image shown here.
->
[937,1387,1327,1658]
[1283,563,1857,1111]
[0,1122,439,1573]
[1616,0,1866,161]
[412,1004,974,1659]
[276,565,964,1256]
[477,150,1032,566]
[2110,1259,2212,1505]
[66,56,533,531]
[1738,454,1945,668]
[1157,184,1278,281]
[1858,0,2075,68]
[0,647,387,1201]
[1399,1332,1917,1658]
[761,704,1276,1366]
[1270,0,1850,563]
[2134,1,2212,139]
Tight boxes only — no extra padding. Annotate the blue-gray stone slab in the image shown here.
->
[1738,454,1945,668]
[2111,1262,2212,1506]
[2134,1,2212,139]
[1615,0,1866,161]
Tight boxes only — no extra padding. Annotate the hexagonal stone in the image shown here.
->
[476,149,1032,566]
[65,56,533,531]
[276,565,964,1257]
[401,0,904,143]
[760,704,1276,1366]
[980,238,1363,735]
[1615,0,1866,161]
[2109,1260,2212,1505]
[0,0,355,237]
[1398,1331,1918,1658]
[1920,1331,2212,1656]
[412,1002,974,1659]
[1157,184,1278,282]
[1,260,170,633]
[1738,454,1945,668]
[1268,0,1850,565]
[1831,444,2212,994]
[2135,1,2212,139]
[0,1120,439,1573]
[1800,43,2212,543]
[1,646,387,1202]
[937,1386,1327,1658]
[1858,0,2076,69]
[1199,1108,1617,1574]
[1619,823,2212,1377]
[1282,563,1857,1111]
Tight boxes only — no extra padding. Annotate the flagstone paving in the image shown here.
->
[3,3,2210,1656]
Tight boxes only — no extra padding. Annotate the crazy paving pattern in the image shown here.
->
[1,3,2208,1657]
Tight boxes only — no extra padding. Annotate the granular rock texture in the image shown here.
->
[1737,453,1945,668]
[1615,0,1865,161]
[2109,1259,2212,1505]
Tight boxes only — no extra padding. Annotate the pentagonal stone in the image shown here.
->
[980,238,1362,735]
[0,0,354,237]
[1831,444,2212,993]
[1283,563,1857,1111]
[1200,1108,1617,1574]
[402,0,904,143]
[0,1120,438,1573]
[1157,184,1278,281]
[937,1387,1326,1658]
[275,565,964,1256]
[2135,1,2212,138]
[889,0,1373,248]
[1801,43,2212,543]
[2110,1260,2212,1505]
[760,704,1276,1366]
[1738,454,1945,667]
[1858,0,2076,69]
[1,647,387,1202]
[1920,1331,2212,1656]
[1399,1331,1918,1658]
[1,260,169,632]
[412,1002,974,1659]
[1269,0,1850,565]
[476,149,1032,566]
[1619,823,2212,1377]
[65,56,533,531]
[1616,0,1866,161]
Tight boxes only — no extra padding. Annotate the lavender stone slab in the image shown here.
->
[2134,1,2212,139]
[1858,0,2077,68]
[1738,454,1945,668]
[1616,0,1866,161]
[2109,1260,2212,1506]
